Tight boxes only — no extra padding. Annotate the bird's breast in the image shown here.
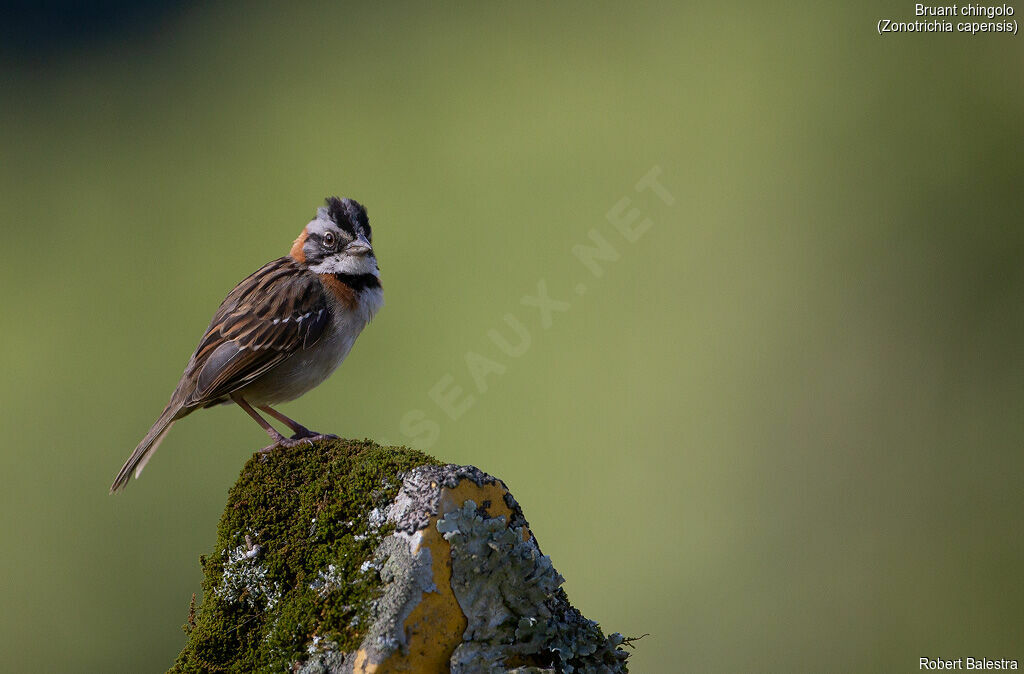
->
[236,308,370,405]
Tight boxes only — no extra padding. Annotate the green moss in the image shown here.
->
[171,438,440,673]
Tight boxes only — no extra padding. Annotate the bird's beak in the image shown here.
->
[345,233,372,256]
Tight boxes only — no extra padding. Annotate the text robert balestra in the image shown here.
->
[921,657,1019,670]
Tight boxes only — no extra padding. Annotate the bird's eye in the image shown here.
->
[322,232,336,250]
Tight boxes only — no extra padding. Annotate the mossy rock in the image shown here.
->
[171,438,630,673]
[172,439,440,672]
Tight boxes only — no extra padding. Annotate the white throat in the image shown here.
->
[309,254,379,277]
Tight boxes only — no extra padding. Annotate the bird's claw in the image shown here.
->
[289,431,339,442]
[258,435,315,461]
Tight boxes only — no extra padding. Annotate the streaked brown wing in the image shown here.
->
[179,257,329,406]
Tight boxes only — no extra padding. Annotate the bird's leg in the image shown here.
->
[258,405,315,438]
[259,405,338,442]
[231,394,310,454]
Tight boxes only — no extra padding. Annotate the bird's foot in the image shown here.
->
[288,428,339,442]
[258,435,315,460]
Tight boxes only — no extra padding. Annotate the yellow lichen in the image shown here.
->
[355,479,525,672]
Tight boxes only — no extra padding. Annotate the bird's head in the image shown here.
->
[291,196,379,279]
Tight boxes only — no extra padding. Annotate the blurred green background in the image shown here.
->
[1,2,1022,671]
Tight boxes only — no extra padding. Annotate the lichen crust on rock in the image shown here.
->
[171,439,629,673]
[348,464,535,673]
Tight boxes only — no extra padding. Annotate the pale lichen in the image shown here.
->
[215,534,282,610]
[310,564,344,600]
[441,500,629,674]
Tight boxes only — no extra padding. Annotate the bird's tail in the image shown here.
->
[109,404,182,493]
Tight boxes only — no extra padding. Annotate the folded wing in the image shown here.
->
[179,257,329,407]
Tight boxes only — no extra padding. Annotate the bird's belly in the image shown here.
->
[237,317,362,406]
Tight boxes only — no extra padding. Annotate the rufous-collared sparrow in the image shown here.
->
[110,196,383,493]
